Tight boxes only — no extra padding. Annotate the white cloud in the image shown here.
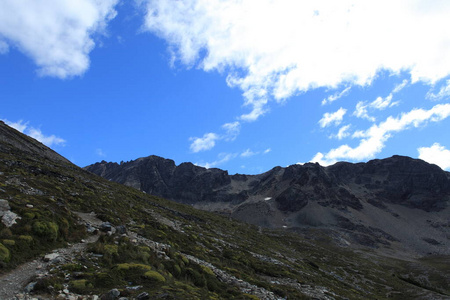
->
[189,133,219,153]
[319,108,346,128]
[142,1,450,121]
[263,148,271,154]
[3,119,66,147]
[354,81,404,121]
[27,128,66,147]
[196,152,237,169]
[0,0,118,78]
[393,79,409,94]
[370,94,397,110]
[322,87,351,105]
[190,121,241,152]
[426,79,450,101]
[353,101,375,122]
[418,143,450,170]
[241,148,257,158]
[331,124,351,140]
[5,119,28,132]
[222,121,240,141]
[312,103,450,166]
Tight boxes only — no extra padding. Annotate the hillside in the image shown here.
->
[86,155,450,257]
[1,120,449,299]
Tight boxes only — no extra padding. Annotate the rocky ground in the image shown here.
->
[0,235,99,300]
[0,210,342,300]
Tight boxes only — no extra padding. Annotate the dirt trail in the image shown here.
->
[0,212,102,300]
[0,235,98,300]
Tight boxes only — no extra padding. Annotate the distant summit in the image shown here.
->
[86,154,450,212]
[86,154,450,254]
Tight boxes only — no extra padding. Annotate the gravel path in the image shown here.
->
[0,257,46,299]
[0,211,101,300]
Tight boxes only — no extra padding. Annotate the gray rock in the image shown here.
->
[136,292,150,300]
[0,199,10,212]
[43,253,61,262]
[24,281,37,293]
[86,224,96,233]
[2,210,21,227]
[100,222,112,232]
[101,288,120,300]
[126,285,142,291]
[116,225,127,234]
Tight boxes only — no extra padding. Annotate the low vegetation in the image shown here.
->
[1,134,449,299]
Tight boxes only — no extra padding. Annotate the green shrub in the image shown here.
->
[62,263,84,271]
[32,221,59,241]
[23,212,35,219]
[69,279,93,293]
[19,235,33,242]
[2,239,15,246]
[93,273,117,288]
[144,270,166,283]
[186,268,206,287]
[104,244,118,256]
[201,265,215,276]
[33,276,64,293]
[0,243,11,262]
[116,263,151,271]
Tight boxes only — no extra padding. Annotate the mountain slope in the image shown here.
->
[1,121,449,299]
[86,155,450,256]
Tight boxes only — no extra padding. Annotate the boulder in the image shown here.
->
[100,288,120,300]
[2,210,21,227]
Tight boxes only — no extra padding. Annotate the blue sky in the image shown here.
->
[1,1,450,174]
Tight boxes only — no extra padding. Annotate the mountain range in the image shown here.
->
[1,120,449,299]
[86,154,450,256]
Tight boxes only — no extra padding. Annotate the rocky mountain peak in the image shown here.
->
[0,121,70,164]
[86,153,450,254]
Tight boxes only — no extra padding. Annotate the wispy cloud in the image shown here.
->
[189,133,219,153]
[353,101,375,122]
[312,103,450,166]
[392,79,409,94]
[0,0,118,78]
[222,121,240,141]
[330,124,351,140]
[319,108,346,128]
[240,148,257,158]
[3,119,66,147]
[353,80,405,121]
[426,79,450,101]
[196,152,237,169]
[322,87,351,105]
[418,143,450,170]
[142,1,450,122]
[5,120,27,132]
[196,146,270,169]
